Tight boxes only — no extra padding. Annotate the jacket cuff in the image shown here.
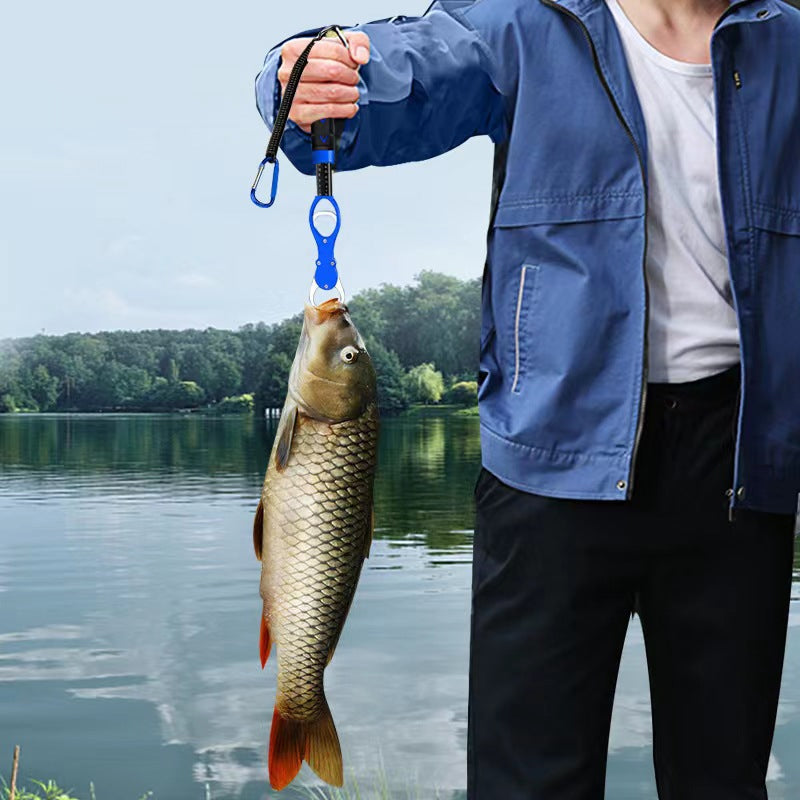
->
[254,31,366,175]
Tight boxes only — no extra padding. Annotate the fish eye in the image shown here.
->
[340,345,359,364]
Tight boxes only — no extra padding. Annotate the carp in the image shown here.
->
[253,298,379,790]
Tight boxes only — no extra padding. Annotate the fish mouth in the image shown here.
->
[305,299,348,325]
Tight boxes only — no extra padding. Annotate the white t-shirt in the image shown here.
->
[605,0,740,383]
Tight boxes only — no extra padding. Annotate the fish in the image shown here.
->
[253,298,379,791]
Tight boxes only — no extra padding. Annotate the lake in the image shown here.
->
[0,414,798,800]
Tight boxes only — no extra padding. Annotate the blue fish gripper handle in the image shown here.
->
[309,194,341,291]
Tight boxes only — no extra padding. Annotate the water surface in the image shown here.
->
[0,414,798,799]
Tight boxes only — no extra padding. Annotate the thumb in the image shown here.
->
[348,32,370,65]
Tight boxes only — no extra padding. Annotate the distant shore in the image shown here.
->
[0,402,479,418]
[0,271,480,417]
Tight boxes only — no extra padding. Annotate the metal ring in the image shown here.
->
[311,208,338,229]
[309,277,346,307]
[326,26,350,50]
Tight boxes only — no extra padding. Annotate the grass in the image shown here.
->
[1,774,440,800]
[1,779,81,800]
[2,746,438,800]
[0,779,152,800]
[299,761,445,800]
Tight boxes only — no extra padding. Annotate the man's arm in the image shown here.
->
[254,1,509,175]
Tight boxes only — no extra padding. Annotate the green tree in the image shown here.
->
[404,363,445,404]
[365,338,410,414]
[238,321,274,389]
[179,345,213,399]
[254,350,293,412]
[217,393,255,414]
[252,316,303,413]
[0,347,24,411]
[147,378,204,409]
[444,380,479,406]
[29,365,60,411]
[160,355,179,383]
[364,271,481,378]
[0,272,484,415]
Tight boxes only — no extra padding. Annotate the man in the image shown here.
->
[255,0,800,797]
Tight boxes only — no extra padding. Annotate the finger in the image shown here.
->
[289,102,359,126]
[291,82,360,105]
[310,38,362,67]
[281,35,366,68]
[279,58,361,87]
[346,32,370,65]
[280,37,314,60]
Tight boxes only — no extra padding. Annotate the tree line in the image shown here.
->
[0,271,481,415]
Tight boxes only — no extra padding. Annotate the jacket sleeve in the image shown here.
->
[254,1,509,175]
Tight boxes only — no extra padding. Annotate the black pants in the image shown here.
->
[468,364,796,799]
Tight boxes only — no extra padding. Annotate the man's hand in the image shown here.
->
[278,32,371,134]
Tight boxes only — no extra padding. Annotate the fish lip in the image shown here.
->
[304,300,348,326]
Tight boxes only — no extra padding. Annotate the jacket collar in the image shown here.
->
[536,0,784,179]
[542,0,783,28]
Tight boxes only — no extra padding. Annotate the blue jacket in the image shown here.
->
[255,0,800,517]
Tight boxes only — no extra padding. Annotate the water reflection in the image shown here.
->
[0,415,798,800]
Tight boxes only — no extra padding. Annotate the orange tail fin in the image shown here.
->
[259,615,272,669]
[268,697,343,790]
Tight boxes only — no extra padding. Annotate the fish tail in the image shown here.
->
[268,705,303,790]
[305,695,343,787]
[268,696,343,790]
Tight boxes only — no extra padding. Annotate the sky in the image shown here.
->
[0,0,496,340]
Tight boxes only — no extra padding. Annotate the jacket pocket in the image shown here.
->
[489,194,643,401]
[750,202,800,285]
[510,263,541,394]
[751,202,800,236]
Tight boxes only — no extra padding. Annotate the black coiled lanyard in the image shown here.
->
[250,25,351,305]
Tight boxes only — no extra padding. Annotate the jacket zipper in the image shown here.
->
[539,0,649,498]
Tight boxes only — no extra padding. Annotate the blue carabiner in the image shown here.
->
[309,195,341,291]
[250,156,280,208]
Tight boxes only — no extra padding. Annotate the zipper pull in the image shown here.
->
[733,70,743,89]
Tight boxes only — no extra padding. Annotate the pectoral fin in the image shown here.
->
[274,400,298,472]
[253,499,264,560]
[363,505,374,559]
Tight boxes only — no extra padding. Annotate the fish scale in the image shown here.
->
[260,403,379,723]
